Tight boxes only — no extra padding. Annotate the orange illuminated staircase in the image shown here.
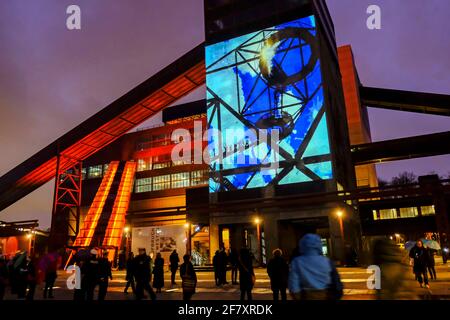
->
[102,161,136,248]
[73,161,135,249]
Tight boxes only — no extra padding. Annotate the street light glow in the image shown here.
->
[254,218,261,224]
[336,210,343,218]
[124,226,130,233]
[184,223,190,229]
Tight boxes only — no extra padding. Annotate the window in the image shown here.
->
[399,207,418,218]
[421,205,435,216]
[379,208,397,220]
[137,158,152,172]
[152,174,171,191]
[191,170,208,186]
[171,172,190,189]
[153,162,170,170]
[88,165,103,179]
[103,164,109,175]
[372,210,378,220]
[135,177,152,193]
[172,159,191,166]
[81,168,87,180]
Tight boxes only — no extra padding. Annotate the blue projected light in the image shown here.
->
[206,15,333,193]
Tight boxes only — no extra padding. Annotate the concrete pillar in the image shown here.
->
[209,222,220,264]
[263,213,278,261]
[328,213,345,264]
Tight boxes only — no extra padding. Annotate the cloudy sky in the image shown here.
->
[0,0,449,228]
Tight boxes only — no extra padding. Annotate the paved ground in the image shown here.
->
[3,261,450,300]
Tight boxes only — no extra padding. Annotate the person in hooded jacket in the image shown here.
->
[288,233,343,300]
[267,248,289,301]
[409,240,430,288]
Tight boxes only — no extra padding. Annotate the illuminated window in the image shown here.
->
[153,162,170,170]
[421,205,435,216]
[399,207,418,218]
[103,164,109,175]
[171,172,190,189]
[137,158,152,172]
[88,165,103,179]
[135,177,152,193]
[152,174,171,191]
[379,208,397,220]
[372,210,378,220]
[81,168,87,180]
[191,170,209,186]
[172,155,192,166]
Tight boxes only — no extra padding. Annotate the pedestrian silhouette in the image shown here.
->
[267,248,288,301]
[180,254,197,301]
[153,252,164,293]
[169,250,180,286]
[238,247,255,301]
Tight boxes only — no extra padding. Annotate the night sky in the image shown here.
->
[0,0,449,228]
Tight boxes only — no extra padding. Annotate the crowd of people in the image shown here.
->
[0,234,446,301]
[0,250,61,301]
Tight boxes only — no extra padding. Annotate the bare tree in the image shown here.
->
[390,171,417,185]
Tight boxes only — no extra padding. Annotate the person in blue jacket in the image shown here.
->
[289,233,343,300]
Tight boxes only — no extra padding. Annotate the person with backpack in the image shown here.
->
[289,233,343,300]
[180,254,197,301]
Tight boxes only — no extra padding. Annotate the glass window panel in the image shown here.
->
[88,165,103,179]
[135,177,152,193]
[191,170,209,186]
[171,172,190,189]
[137,158,152,172]
[372,210,378,221]
[421,205,435,216]
[379,208,397,220]
[399,207,418,218]
[153,162,170,169]
[152,174,171,191]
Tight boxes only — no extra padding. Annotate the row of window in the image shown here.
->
[134,170,208,193]
[137,157,196,172]
[82,164,109,180]
[372,205,435,221]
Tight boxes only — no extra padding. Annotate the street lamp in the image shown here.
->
[254,217,262,266]
[123,226,131,258]
[336,209,345,258]
[184,222,191,255]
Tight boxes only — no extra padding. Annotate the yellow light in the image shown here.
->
[26,233,32,239]
[124,227,130,233]
[336,210,343,218]
[184,223,190,229]
[254,218,261,224]
[395,233,400,238]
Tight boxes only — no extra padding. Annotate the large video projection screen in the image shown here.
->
[206,15,332,193]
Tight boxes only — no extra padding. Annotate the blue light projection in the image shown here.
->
[206,15,333,193]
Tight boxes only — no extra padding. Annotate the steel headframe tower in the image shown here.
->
[48,153,82,251]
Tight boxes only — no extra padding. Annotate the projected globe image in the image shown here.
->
[257,27,318,139]
[206,15,333,192]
